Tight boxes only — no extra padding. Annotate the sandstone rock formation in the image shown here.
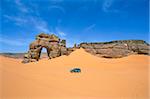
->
[22,33,150,63]
[79,40,150,58]
[22,33,70,63]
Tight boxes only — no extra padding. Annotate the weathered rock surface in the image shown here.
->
[22,33,70,63]
[79,40,150,58]
[22,33,150,63]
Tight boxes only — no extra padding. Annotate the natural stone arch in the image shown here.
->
[22,33,68,63]
[38,46,50,59]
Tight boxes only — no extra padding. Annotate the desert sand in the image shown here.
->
[0,48,149,99]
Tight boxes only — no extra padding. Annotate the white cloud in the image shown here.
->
[35,25,50,33]
[4,15,28,26]
[55,27,67,38]
[0,37,29,46]
[4,15,51,33]
[58,31,66,37]
[29,17,50,33]
[102,0,119,13]
[15,0,29,13]
[83,24,96,32]
[4,0,51,33]
[49,5,66,14]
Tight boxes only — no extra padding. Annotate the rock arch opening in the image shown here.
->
[22,33,149,63]
[22,33,74,63]
[39,47,49,59]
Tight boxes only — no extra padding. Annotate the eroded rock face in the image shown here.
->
[79,40,150,58]
[22,34,149,63]
[22,33,69,63]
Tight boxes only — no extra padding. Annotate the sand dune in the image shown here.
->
[0,48,149,99]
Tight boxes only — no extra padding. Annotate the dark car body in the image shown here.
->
[70,68,81,73]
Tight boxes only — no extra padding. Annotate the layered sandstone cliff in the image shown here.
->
[79,40,150,58]
[22,33,150,63]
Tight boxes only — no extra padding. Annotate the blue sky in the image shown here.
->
[0,0,149,52]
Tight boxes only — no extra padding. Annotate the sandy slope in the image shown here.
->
[0,48,149,99]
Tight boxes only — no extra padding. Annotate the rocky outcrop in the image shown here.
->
[22,33,150,63]
[22,33,70,63]
[79,40,150,58]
